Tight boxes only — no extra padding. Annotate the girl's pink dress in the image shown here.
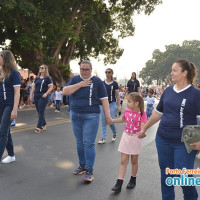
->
[118,109,147,155]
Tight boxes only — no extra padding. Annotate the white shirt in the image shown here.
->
[55,91,62,101]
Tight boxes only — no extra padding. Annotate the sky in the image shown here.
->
[70,0,200,81]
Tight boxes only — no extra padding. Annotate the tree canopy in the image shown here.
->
[0,0,162,85]
[139,40,200,86]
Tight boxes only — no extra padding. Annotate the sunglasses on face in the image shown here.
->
[80,68,91,72]
[105,71,111,74]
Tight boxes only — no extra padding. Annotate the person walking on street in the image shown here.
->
[0,50,21,164]
[63,60,112,182]
[123,72,140,98]
[111,92,147,193]
[145,89,155,119]
[54,86,62,112]
[98,68,120,144]
[30,65,53,133]
[138,59,200,200]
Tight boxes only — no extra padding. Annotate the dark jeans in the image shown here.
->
[34,95,49,129]
[0,105,14,160]
[156,134,198,200]
[55,100,61,111]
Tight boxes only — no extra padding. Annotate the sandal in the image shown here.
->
[35,128,42,134]
[41,125,47,131]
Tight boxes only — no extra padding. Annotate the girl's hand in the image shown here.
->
[190,141,200,151]
[11,110,17,120]
[42,93,48,98]
[138,129,146,138]
[79,80,92,88]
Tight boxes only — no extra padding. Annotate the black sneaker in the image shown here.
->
[83,169,94,182]
[73,164,86,175]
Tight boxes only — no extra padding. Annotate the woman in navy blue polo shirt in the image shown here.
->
[139,59,200,200]
[63,60,112,182]
[30,65,53,133]
[98,68,120,144]
[0,50,21,164]
[123,72,140,98]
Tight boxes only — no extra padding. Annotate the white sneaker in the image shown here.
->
[98,139,106,144]
[2,156,16,164]
[50,104,54,108]
[112,135,117,142]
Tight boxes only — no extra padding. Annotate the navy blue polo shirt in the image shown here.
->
[156,85,200,142]
[103,81,119,103]
[0,69,21,105]
[66,75,108,113]
[34,76,52,94]
[127,79,140,93]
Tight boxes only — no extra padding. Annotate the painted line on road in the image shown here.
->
[11,119,71,133]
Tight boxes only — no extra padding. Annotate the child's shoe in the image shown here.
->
[126,176,136,189]
[111,179,123,193]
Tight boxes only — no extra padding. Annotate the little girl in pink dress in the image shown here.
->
[111,92,147,193]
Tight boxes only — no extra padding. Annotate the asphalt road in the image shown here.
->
[0,105,200,200]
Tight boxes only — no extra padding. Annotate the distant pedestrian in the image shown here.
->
[123,72,140,98]
[98,68,120,144]
[0,50,21,164]
[63,60,112,182]
[111,92,147,193]
[54,86,62,112]
[30,65,53,133]
[145,89,155,119]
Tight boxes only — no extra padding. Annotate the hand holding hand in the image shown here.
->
[138,129,146,138]
[106,116,113,125]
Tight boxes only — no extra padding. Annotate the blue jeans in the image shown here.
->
[50,92,55,105]
[156,134,198,200]
[70,111,100,171]
[100,102,117,140]
[0,105,14,160]
[55,100,61,111]
[34,94,49,129]
[146,104,153,119]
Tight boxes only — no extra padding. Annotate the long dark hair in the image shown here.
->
[130,72,137,81]
[0,50,18,79]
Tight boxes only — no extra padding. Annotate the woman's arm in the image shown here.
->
[115,90,121,113]
[11,86,20,120]
[43,84,53,98]
[101,98,112,125]
[63,80,92,95]
[138,111,162,138]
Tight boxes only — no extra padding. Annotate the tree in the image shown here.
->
[0,0,162,85]
[139,40,200,86]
